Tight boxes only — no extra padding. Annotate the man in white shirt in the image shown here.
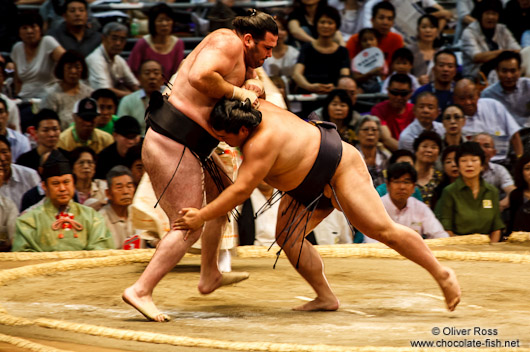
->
[365,162,448,242]
[398,91,445,152]
[453,78,523,161]
[86,22,139,98]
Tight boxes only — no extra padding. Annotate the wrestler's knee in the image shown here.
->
[364,224,398,247]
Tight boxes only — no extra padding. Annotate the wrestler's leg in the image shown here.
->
[275,196,338,311]
[197,152,249,294]
[330,144,460,311]
[123,129,205,322]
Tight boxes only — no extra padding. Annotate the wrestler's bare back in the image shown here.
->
[168,29,250,136]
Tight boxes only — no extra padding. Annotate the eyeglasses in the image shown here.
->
[360,127,378,133]
[388,89,411,97]
[443,114,464,121]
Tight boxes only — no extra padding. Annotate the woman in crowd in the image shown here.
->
[408,14,440,85]
[288,0,344,46]
[41,50,93,130]
[11,13,65,99]
[430,145,459,210]
[461,0,520,79]
[507,153,530,234]
[413,130,442,206]
[292,6,350,95]
[436,142,504,242]
[321,89,356,143]
[128,3,184,80]
[354,115,390,187]
[69,147,107,210]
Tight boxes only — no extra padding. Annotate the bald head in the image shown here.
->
[453,79,479,116]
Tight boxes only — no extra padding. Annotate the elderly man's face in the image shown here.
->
[102,30,127,57]
[107,174,135,207]
[388,173,415,206]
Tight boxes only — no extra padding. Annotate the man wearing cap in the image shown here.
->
[57,97,114,154]
[12,149,115,252]
[95,115,141,180]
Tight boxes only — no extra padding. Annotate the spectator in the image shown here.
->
[118,60,164,134]
[355,115,390,187]
[128,3,184,80]
[441,104,466,149]
[408,14,440,85]
[376,149,423,201]
[338,0,367,41]
[473,133,516,211]
[0,61,21,132]
[507,153,530,233]
[124,143,143,187]
[413,130,443,206]
[398,92,445,152]
[46,0,101,57]
[346,1,404,69]
[91,89,119,135]
[453,78,523,161]
[368,162,448,242]
[0,135,40,210]
[69,146,107,210]
[99,165,138,249]
[86,22,139,98]
[292,6,350,95]
[411,49,458,119]
[371,73,414,141]
[308,75,360,124]
[40,50,93,130]
[288,0,344,47]
[435,142,504,242]
[11,13,65,99]
[0,98,30,161]
[430,145,460,210]
[16,109,61,171]
[57,97,114,154]
[262,16,299,86]
[351,28,385,93]
[500,0,530,45]
[12,149,114,252]
[461,0,520,79]
[481,51,530,127]
[95,116,141,180]
[319,89,357,144]
[0,163,18,251]
[381,47,419,93]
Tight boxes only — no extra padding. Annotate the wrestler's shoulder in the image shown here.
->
[205,29,243,47]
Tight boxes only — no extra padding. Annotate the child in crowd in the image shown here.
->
[351,28,387,93]
[381,47,420,93]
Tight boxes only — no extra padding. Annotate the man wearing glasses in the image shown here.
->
[86,22,139,98]
[371,73,415,141]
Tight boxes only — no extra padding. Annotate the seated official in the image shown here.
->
[435,142,505,242]
[364,162,448,243]
[12,150,115,252]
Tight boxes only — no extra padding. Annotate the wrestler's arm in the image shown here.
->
[187,36,242,99]
[175,136,278,230]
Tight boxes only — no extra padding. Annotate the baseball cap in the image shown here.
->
[73,97,99,120]
[114,115,141,138]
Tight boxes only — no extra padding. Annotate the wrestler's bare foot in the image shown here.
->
[198,271,250,295]
[437,266,461,312]
[292,296,340,311]
[122,286,170,322]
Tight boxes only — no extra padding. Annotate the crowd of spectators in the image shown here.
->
[0,0,529,253]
